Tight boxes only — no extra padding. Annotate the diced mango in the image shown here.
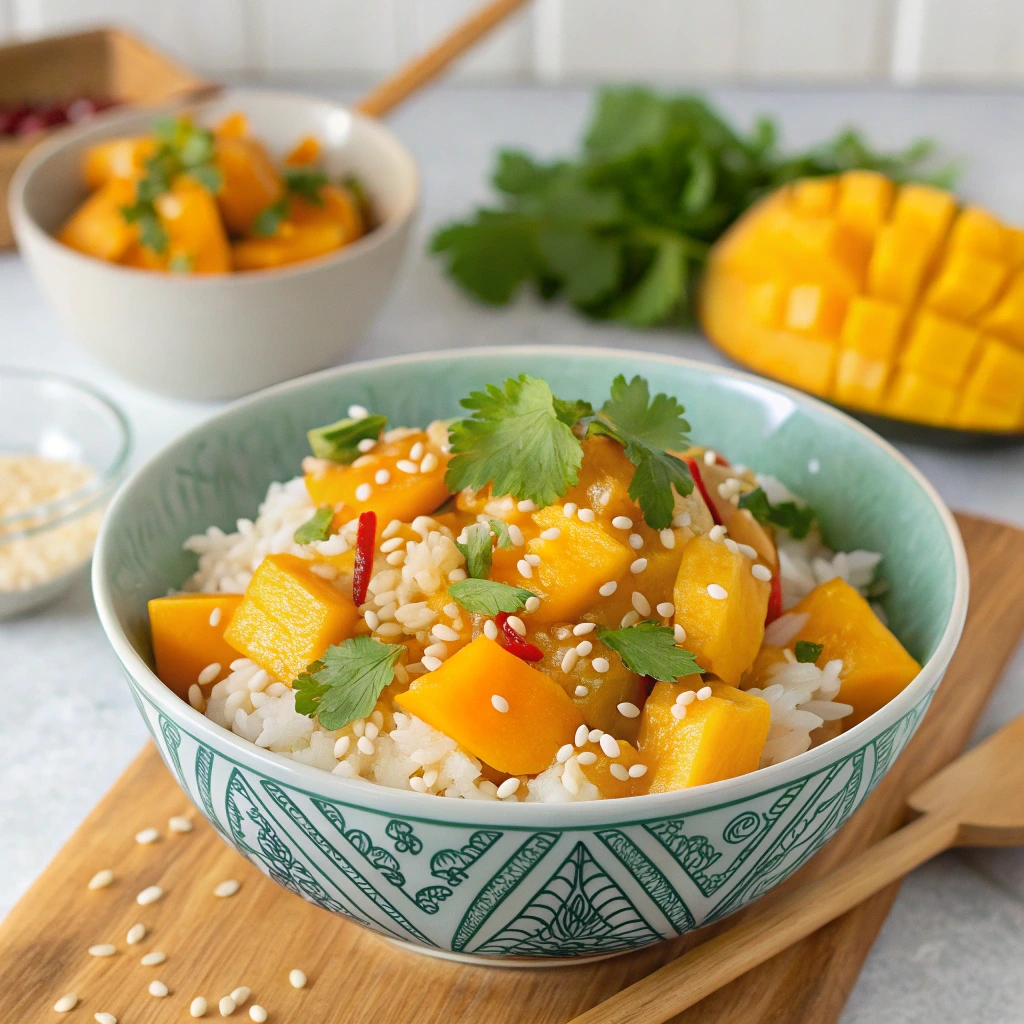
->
[304,430,451,530]
[750,281,787,327]
[148,594,243,699]
[58,178,138,262]
[673,535,770,685]
[886,371,958,425]
[638,680,770,792]
[833,296,904,407]
[82,136,155,190]
[577,738,645,799]
[835,170,894,238]
[155,177,232,275]
[791,177,838,217]
[955,339,1024,430]
[232,223,346,271]
[285,135,321,165]
[790,577,920,725]
[216,112,250,139]
[561,436,637,523]
[923,249,1009,321]
[223,553,359,683]
[980,270,1024,350]
[890,183,957,254]
[784,283,847,336]
[395,636,584,776]
[948,206,1009,260]
[899,311,981,387]
[288,185,363,245]
[739,644,788,690]
[215,135,284,236]
[866,223,932,305]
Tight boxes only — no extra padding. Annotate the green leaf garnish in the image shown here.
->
[308,414,387,463]
[284,166,329,204]
[253,197,288,238]
[489,518,513,549]
[294,505,334,544]
[739,487,816,540]
[447,579,534,616]
[293,637,404,730]
[455,523,493,580]
[589,375,693,529]
[597,620,704,681]
[445,375,585,507]
[794,640,824,664]
[168,253,195,273]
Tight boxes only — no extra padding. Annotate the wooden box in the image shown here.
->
[0,27,213,247]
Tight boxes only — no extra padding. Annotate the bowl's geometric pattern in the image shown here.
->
[128,676,931,962]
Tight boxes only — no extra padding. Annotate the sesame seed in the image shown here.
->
[599,734,621,758]
[574,684,590,697]
[409,776,427,793]
[674,623,687,642]
[561,649,579,673]
[95,1013,117,1024]
[375,469,391,485]
[611,516,633,530]
[443,601,459,618]
[219,996,236,1016]
[420,452,438,473]
[356,438,376,454]
[355,483,372,502]
[289,969,307,989]
[808,458,821,473]
[697,685,713,700]
[491,694,509,713]
[375,621,403,636]
[382,518,401,538]
[137,885,164,905]
[89,944,117,957]
[483,619,498,640]
[577,508,595,523]
[752,563,772,582]
[737,543,758,559]
[333,736,351,759]
[599,492,611,507]
[214,879,240,898]
[588,729,603,742]
[598,581,617,597]
[562,772,580,795]
[409,441,425,460]
[516,558,533,578]
[540,527,561,540]
[208,606,223,628]
[575,640,593,657]
[126,923,146,944]
[617,702,641,719]
[135,827,160,845]
[506,615,526,636]
[448,568,467,581]
[188,684,204,710]
[495,777,521,799]
[629,533,643,549]
[197,662,221,685]
[656,601,675,617]
[421,656,442,672]
[563,503,578,517]
[424,642,447,659]
[704,450,717,466]
[673,512,691,528]
[432,622,459,642]
[191,997,209,1017]
[630,558,648,574]
[591,657,610,673]
[423,768,438,787]
[231,987,250,1005]
[629,763,648,778]
[357,736,376,755]
[385,550,405,566]
[249,1006,268,1023]
[524,553,541,567]
[671,703,687,719]
[363,609,380,631]
[573,622,596,636]
[632,592,652,616]
[396,459,419,474]
[352,719,365,737]
[725,538,739,554]
[610,763,630,782]
[707,584,728,600]
[574,724,590,747]
[676,690,695,705]
[168,815,193,833]
[88,869,114,890]
[141,951,166,966]
[517,499,537,512]
[149,981,169,998]
[54,994,78,1013]
[348,404,369,419]
[709,524,726,542]
[659,529,675,549]
[507,524,525,546]
[577,751,598,765]
[556,743,574,763]
[524,595,541,613]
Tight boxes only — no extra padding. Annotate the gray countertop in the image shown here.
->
[2,84,1023,1022]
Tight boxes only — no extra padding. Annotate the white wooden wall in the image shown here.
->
[3,0,1024,84]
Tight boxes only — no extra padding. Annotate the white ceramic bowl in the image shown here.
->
[9,88,419,400]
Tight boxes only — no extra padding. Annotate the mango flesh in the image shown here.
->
[395,636,585,776]
[673,534,770,684]
[577,737,644,798]
[155,176,232,274]
[638,680,770,792]
[82,136,155,190]
[214,134,284,236]
[58,178,138,262]
[224,553,359,683]
[148,593,243,699]
[700,172,1024,431]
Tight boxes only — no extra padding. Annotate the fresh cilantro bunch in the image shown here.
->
[431,87,956,325]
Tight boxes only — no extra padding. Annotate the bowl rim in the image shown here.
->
[92,346,969,826]
[8,86,421,285]
[0,366,132,540]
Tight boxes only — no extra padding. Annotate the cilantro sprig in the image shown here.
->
[739,487,816,540]
[597,621,704,681]
[308,414,386,463]
[456,523,494,579]
[252,166,331,237]
[447,579,534,616]
[293,637,403,730]
[795,640,824,664]
[294,506,334,544]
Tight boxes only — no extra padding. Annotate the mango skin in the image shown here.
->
[700,172,1024,432]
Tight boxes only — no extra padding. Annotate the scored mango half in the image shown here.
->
[699,172,1024,432]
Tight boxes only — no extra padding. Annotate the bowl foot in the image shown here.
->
[379,934,637,969]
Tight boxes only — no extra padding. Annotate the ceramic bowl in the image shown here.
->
[92,348,967,965]
[9,88,419,401]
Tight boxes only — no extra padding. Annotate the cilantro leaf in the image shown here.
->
[294,506,334,544]
[284,166,329,204]
[253,198,288,238]
[535,227,621,305]
[489,518,513,549]
[169,253,195,273]
[445,375,584,507]
[795,640,824,664]
[448,579,534,616]
[293,637,404,730]
[739,487,816,540]
[308,414,387,463]
[597,621,705,681]
[607,237,688,326]
[589,375,693,529]
[456,522,493,579]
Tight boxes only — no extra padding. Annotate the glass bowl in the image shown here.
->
[0,368,131,618]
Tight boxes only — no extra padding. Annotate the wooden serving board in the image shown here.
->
[2,513,1023,1024]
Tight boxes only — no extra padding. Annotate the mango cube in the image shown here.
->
[791,177,838,217]
[955,339,1024,430]
[836,170,894,238]
[980,271,1024,349]
[899,312,981,387]
[924,250,1009,321]
[949,206,1009,260]
[886,371,958,425]
[577,737,645,799]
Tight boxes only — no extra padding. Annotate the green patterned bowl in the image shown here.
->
[92,347,968,965]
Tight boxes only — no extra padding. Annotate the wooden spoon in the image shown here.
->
[569,712,1024,1024]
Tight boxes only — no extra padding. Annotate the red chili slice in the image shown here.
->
[352,510,377,608]
[765,570,783,624]
[684,457,722,527]
[495,611,544,662]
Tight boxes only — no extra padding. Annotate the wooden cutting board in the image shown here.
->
[2,512,1023,1024]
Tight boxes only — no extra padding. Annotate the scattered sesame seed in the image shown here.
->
[169,815,193,833]
[95,1013,118,1024]
[516,558,533,578]
[574,685,590,697]
[375,621,403,636]
[632,592,652,616]
[231,987,250,1005]
[707,584,728,600]
[396,459,419,474]
[574,724,590,747]
[372,469,390,486]
[141,951,166,966]
[385,550,406,566]
[674,623,687,643]
[135,827,160,845]
[629,763,648,778]
[573,622,596,635]
[249,1006,268,1022]
[409,441,425,461]
[709,524,726,542]
[524,553,541,567]
[137,885,164,906]
[495,777,521,799]
[561,772,579,795]
[89,944,117,957]
[88,869,114,890]
[617,702,641,719]
[576,751,597,765]
[540,527,561,541]
[611,516,633,530]
[697,685,713,701]
[208,606,222,628]
[483,619,499,641]
[357,736,376,755]
[724,539,739,554]
[448,568,467,582]
[561,649,579,673]
[524,595,541,613]
[575,640,593,657]
[334,761,355,777]
[198,662,221,685]
[630,558,648,574]
[610,763,630,782]
[673,512,691,528]
[191,996,209,1018]
[348,404,369,419]
[354,483,372,502]
[424,642,447,659]
[491,694,510,713]
[671,704,687,719]
[628,533,643,549]
[808,458,821,473]
[507,524,525,546]
[431,623,459,642]
[188,684,204,710]
[421,656,443,672]
[54,994,78,1013]
[577,508,595,523]
[656,601,675,617]
[599,734,621,758]
[505,615,526,636]
[517,499,537,512]
[409,776,427,793]
[289,969,307,989]
[382,518,401,538]
[126,923,146,945]
[219,996,236,1016]
[737,543,758,559]
[599,491,611,507]
[214,879,240,898]
[356,438,376,454]
[591,657,610,674]
[598,581,617,597]
[752,563,772,582]
[420,452,438,473]
[364,610,380,631]
[659,529,676,549]
[704,450,717,466]
[149,980,169,998]
[556,743,574,763]
[423,768,438,788]
[588,729,603,742]
[443,601,459,618]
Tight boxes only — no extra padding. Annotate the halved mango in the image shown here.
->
[58,178,138,262]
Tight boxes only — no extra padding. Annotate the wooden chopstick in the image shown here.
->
[356,0,533,119]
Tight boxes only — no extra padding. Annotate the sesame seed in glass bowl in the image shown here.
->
[0,368,130,618]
